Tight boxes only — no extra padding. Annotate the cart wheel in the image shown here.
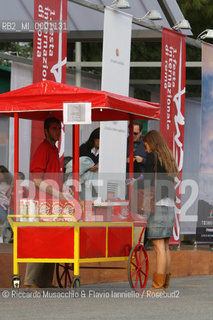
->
[128,243,149,293]
[12,275,21,289]
[72,277,80,289]
[56,263,74,288]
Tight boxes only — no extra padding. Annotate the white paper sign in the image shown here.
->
[63,102,91,124]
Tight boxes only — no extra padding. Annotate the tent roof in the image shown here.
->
[0,0,192,42]
[0,80,160,121]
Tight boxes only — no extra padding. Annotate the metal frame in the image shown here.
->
[0,52,202,87]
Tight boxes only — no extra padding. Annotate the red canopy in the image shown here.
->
[0,80,160,121]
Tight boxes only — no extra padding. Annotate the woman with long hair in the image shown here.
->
[136,130,178,292]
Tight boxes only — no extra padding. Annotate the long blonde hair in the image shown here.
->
[143,130,178,176]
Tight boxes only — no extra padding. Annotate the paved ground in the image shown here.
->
[0,275,212,320]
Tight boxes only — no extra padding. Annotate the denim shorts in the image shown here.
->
[145,206,175,239]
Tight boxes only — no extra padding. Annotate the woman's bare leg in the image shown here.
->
[164,238,171,274]
[152,238,167,274]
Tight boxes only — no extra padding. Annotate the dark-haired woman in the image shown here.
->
[79,127,100,172]
[65,128,100,200]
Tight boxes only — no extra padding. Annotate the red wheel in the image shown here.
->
[128,244,149,292]
[56,263,74,288]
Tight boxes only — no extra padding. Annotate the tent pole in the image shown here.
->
[75,42,82,87]
[129,117,134,198]
[72,124,79,200]
[14,113,19,217]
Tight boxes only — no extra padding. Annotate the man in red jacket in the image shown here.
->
[24,117,67,288]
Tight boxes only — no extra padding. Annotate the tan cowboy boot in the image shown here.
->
[163,273,171,289]
[150,272,166,290]
[142,273,166,296]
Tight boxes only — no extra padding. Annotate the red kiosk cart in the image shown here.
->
[0,80,160,291]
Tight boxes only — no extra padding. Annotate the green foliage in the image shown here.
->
[134,87,150,101]
[0,42,33,66]
[131,42,161,62]
[176,0,213,97]
[82,42,102,61]
[0,42,33,58]
[177,0,213,37]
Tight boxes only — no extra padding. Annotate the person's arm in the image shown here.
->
[6,184,13,198]
[33,178,71,200]
[134,155,143,163]
[136,152,155,189]
[134,141,147,164]
[89,163,98,172]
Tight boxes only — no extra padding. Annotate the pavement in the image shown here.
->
[0,275,212,320]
